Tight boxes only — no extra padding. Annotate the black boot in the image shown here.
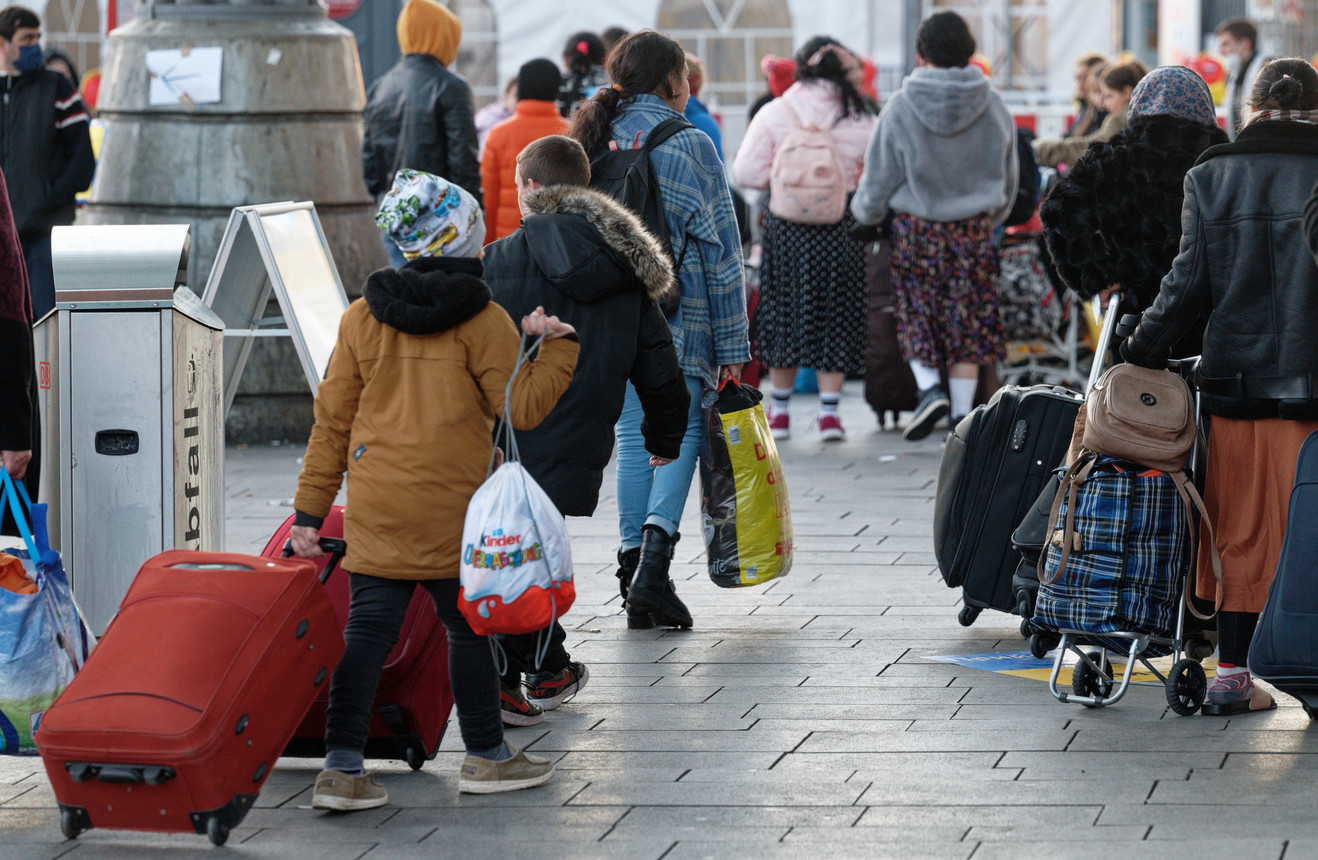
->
[626,526,692,629]
[616,547,653,630]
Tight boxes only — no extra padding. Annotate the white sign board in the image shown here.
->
[147,46,223,106]
[201,202,350,418]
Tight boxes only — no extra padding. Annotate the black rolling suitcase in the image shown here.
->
[1249,428,1318,717]
[935,292,1130,629]
[933,384,1082,625]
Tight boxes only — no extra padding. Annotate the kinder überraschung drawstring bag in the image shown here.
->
[459,335,576,639]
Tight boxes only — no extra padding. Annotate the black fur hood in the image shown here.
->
[362,256,491,335]
[518,185,676,305]
[1041,115,1228,309]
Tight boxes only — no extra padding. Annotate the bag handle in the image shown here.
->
[489,332,547,476]
[1037,455,1097,586]
[0,470,40,566]
[1171,470,1223,621]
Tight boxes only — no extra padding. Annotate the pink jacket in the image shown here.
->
[733,81,876,192]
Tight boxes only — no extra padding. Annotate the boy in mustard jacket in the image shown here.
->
[290,170,578,809]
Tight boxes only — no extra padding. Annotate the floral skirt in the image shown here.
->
[754,209,868,374]
[888,213,1005,367]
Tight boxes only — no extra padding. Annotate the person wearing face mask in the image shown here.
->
[0,6,93,322]
[1217,18,1271,141]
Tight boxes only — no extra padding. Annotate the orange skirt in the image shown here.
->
[1196,416,1318,612]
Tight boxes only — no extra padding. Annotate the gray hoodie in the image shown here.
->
[851,65,1017,226]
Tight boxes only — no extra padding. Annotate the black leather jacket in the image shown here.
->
[362,54,482,205]
[1123,120,1318,420]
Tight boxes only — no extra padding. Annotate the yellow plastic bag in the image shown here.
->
[699,381,793,587]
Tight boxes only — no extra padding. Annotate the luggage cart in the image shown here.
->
[1031,346,1214,715]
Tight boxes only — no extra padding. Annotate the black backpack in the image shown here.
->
[588,116,693,315]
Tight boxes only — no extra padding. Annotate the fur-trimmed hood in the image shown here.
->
[518,185,676,304]
[363,256,491,335]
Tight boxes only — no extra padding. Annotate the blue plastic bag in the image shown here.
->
[0,470,91,753]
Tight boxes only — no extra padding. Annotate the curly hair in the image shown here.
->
[1041,115,1228,311]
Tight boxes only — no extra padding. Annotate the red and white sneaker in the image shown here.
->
[818,414,846,442]
[768,409,790,441]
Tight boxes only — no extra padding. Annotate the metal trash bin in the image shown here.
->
[32,225,225,634]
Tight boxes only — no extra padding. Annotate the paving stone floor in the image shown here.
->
[3,385,1316,858]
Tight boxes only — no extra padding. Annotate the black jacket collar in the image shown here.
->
[1196,119,1318,166]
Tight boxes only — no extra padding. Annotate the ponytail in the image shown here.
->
[569,30,688,155]
[1251,58,1318,111]
[570,86,625,156]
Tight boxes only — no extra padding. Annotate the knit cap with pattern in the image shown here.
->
[376,169,486,260]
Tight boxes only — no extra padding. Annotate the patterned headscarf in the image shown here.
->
[376,169,485,260]
[1128,65,1219,128]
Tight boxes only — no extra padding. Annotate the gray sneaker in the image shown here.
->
[458,744,555,794]
[311,769,388,811]
[903,386,951,441]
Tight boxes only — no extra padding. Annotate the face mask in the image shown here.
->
[14,44,42,74]
[1224,54,1242,77]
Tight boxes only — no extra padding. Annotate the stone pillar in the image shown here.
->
[81,0,388,442]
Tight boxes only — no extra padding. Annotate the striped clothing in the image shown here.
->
[611,95,749,388]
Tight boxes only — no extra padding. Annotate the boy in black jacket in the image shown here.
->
[483,135,689,724]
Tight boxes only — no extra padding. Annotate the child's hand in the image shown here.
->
[521,306,576,341]
[290,526,325,558]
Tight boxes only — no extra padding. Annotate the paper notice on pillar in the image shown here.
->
[147,47,223,106]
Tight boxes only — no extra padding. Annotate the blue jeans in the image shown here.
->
[616,375,705,549]
[22,235,54,321]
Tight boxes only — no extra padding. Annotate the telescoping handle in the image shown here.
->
[1085,291,1123,395]
[282,537,348,584]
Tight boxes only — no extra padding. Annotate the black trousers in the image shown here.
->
[500,621,571,689]
[1217,610,1259,667]
[325,574,502,755]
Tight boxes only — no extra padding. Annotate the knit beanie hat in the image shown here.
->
[517,58,562,102]
[761,55,798,98]
[376,170,485,260]
[397,0,461,66]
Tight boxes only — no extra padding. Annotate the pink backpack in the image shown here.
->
[768,99,847,225]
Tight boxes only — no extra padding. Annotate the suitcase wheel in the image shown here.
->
[957,605,980,627]
[403,739,426,771]
[1165,658,1207,717]
[1184,638,1214,663]
[60,806,89,840]
[1028,631,1059,660]
[207,816,230,847]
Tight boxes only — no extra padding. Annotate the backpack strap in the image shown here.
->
[1038,454,1097,586]
[1170,470,1223,621]
[778,98,808,131]
[642,116,693,153]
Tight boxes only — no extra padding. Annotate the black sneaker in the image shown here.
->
[524,661,589,710]
[903,386,951,442]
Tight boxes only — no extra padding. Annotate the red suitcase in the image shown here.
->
[35,551,343,846]
[263,506,453,770]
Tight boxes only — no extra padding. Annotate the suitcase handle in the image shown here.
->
[66,762,176,785]
[282,537,348,584]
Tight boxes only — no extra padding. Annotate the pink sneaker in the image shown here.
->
[768,409,790,441]
[818,414,846,442]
